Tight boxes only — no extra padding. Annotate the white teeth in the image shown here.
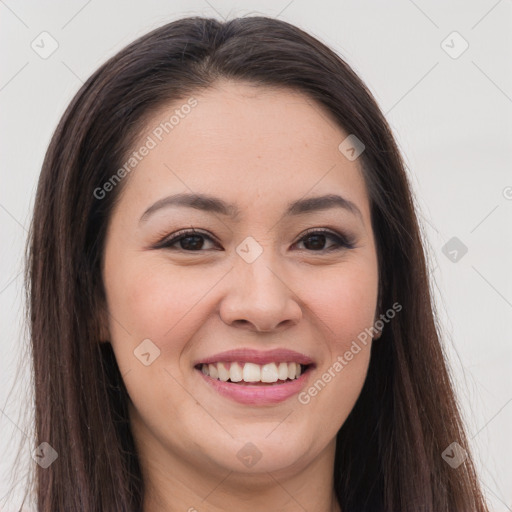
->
[261,363,278,383]
[208,363,218,379]
[199,361,306,383]
[287,362,296,379]
[229,362,243,382]
[243,363,261,382]
[217,362,230,382]
[277,362,288,380]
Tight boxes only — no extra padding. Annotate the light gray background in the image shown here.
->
[1,1,511,510]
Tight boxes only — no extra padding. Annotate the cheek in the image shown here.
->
[302,259,379,353]
[107,258,187,331]
[103,258,208,422]
[298,270,377,408]
[291,261,378,440]
[104,257,222,360]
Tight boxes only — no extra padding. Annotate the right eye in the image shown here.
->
[155,228,220,252]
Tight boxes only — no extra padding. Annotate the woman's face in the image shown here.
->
[102,80,379,482]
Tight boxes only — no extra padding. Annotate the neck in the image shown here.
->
[143,470,341,512]
[143,462,341,512]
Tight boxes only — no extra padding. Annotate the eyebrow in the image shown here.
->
[139,192,363,223]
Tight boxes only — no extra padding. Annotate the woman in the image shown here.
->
[22,15,489,511]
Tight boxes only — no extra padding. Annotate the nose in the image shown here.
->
[219,257,303,333]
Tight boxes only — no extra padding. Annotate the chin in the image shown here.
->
[197,426,320,476]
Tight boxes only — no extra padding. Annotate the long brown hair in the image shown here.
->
[19,15,488,511]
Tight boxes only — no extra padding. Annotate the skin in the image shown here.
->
[101,80,380,512]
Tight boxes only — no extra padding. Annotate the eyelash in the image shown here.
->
[153,227,355,253]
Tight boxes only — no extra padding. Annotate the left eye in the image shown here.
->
[156,228,353,252]
[294,230,353,251]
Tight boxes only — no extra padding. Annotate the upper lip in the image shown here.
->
[193,348,315,367]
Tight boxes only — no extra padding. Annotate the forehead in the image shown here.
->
[118,80,370,222]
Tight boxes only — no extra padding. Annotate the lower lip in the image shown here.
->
[196,367,313,405]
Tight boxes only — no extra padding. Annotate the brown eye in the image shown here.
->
[154,228,354,253]
[295,229,354,252]
[155,229,219,251]
[175,234,208,250]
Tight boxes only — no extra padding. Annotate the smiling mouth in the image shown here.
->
[194,361,313,385]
